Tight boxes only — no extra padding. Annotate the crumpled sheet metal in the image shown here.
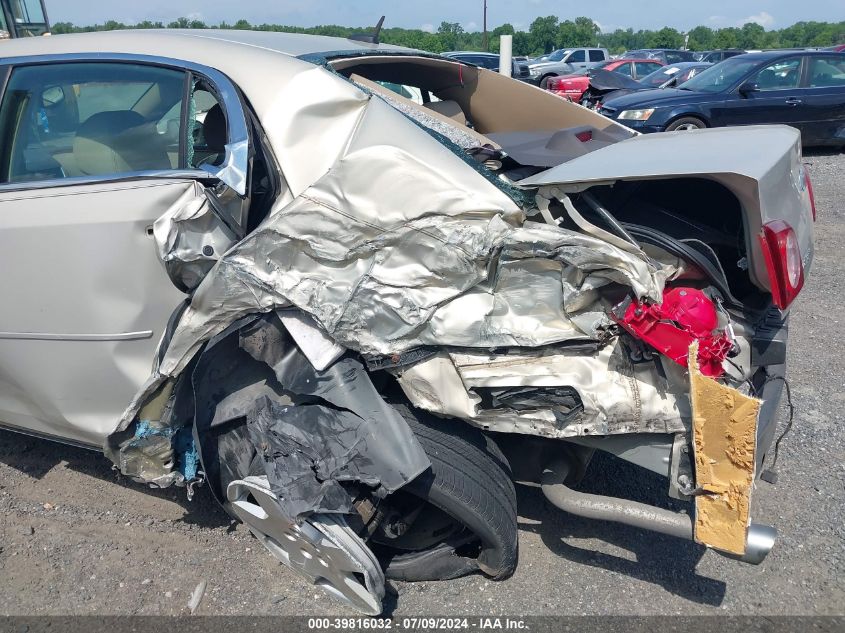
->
[152,183,239,293]
[118,93,668,431]
[422,339,692,438]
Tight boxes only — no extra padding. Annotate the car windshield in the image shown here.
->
[679,57,762,92]
[547,49,569,62]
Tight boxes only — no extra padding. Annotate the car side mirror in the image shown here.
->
[739,81,760,96]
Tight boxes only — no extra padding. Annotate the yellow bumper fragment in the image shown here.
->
[689,342,761,556]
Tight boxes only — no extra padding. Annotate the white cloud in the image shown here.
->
[420,23,435,33]
[465,21,478,31]
[741,11,775,28]
[706,12,775,29]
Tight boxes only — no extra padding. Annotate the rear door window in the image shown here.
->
[589,50,604,62]
[634,61,659,78]
[0,62,188,184]
[806,56,845,87]
[615,62,633,76]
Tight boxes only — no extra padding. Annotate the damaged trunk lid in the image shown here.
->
[521,124,814,297]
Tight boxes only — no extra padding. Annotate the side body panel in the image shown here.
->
[0,180,190,445]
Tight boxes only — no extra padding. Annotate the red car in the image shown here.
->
[826,43,845,53]
[547,58,664,101]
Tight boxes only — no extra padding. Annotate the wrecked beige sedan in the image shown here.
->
[0,30,815,614]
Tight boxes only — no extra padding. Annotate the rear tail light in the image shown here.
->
[804,165,816,221]
[547,77,562,90]
[758,220,804,309]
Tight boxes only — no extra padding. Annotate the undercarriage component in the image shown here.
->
[613,286,734,377]
[540,458,775,565]
[226,476,385,615]
[542,458,692,540]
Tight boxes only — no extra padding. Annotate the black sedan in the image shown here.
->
[599,51,845,146]
[581,62,712,108]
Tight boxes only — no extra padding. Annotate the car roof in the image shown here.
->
[730,49,845,61]
[0,28,415,61]
[660,61,711,68]
[443,51,498,57]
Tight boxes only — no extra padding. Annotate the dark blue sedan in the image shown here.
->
[599,51,845,146]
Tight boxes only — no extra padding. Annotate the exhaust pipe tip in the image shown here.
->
[740,523,777,565]
[717,523,777,565]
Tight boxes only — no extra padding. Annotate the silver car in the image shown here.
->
[528,47,610,87]
[0,30,814,615]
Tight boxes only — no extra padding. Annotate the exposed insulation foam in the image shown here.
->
[689,341,761,555]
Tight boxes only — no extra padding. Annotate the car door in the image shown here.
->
[798,55,845,145]
[564,49,588,71]
[0,57,250,446]
[715,56,806,130]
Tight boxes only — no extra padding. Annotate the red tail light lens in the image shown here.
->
[548,77,561,90]
[804,165,816,221]
[758,220,804,309]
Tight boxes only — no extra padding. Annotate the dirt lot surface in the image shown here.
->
[1,150,843,618]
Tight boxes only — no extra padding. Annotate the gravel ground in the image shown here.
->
[1,149,843,617]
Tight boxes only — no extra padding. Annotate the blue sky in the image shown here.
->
[48,0,845,33]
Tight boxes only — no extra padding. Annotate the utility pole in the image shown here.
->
[482,0,488,51]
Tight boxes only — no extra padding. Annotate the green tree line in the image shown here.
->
[51,15,845,56]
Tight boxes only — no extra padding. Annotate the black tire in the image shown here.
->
[376,404,518,582]
[539,75,556,89]
[665,116,706,131]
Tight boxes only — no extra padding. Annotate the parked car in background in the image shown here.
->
[580,62,712,108]
[825,44,845,53]
[443,50,531,82]
[694,49,746,63]
[599,51,845,144]
[546,58,664,100]
[621,48,695,64]
[0,0,49,38]
[527,47,609,87]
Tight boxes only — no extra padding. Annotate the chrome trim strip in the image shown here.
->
[0,330,154,341]
[0,52,250,198]
[0,421,101,451]
[0,170,213,194]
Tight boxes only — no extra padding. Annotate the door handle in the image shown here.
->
[785,97,803,106]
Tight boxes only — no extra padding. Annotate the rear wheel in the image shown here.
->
[372,405,519,582]
[666,116,706,131]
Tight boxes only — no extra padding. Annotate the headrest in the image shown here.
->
[201,104,227,152]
